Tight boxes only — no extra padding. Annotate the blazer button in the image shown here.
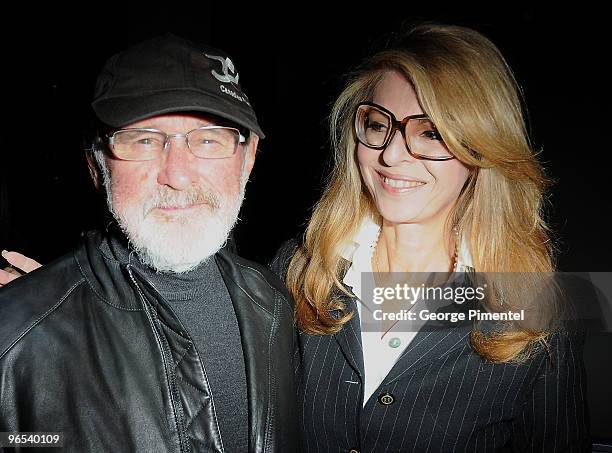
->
[378,392,395,405]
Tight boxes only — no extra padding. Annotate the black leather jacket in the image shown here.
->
[0,232,298,452]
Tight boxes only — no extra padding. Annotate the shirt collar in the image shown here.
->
[341,218,475,296]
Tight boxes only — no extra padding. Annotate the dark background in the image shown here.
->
[0,4,610,442]
[1,4,609,270]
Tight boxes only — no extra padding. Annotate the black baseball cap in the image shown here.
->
[92,33,264,138]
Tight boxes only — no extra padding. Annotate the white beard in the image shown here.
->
[96,151,247,273]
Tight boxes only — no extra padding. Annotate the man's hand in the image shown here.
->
[0,251,42,287]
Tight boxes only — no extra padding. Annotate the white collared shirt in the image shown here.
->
[340,217,474,406]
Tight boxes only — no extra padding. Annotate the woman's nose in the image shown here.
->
[381,129,417,166]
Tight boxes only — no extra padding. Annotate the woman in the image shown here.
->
[272,24,589,452]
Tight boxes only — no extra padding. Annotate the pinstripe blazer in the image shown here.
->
[272,241,591,453]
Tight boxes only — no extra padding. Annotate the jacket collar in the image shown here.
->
[383,322,472,385]
[215,249,278,452]
[74,230,143,310]
[332,295,365,379]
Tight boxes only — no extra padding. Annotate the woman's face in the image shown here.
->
[357,71,470,226]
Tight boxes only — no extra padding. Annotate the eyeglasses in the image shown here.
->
[107,126,246,161]
[354,102,455,161]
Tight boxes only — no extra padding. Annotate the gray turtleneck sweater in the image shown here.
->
[100,233,248,452]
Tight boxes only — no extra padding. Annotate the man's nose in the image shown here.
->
[381,129,417,167]
[156,135,198,190]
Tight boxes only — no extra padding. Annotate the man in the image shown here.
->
[0,34,297,452]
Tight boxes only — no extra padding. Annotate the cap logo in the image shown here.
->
[204,53,240,85]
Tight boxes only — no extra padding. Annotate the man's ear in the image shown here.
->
[85,149,104,192]
[243,134,259,177]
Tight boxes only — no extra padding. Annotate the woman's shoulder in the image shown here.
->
[269,238,301,280]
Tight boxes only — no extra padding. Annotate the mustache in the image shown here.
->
[143,186,220,216]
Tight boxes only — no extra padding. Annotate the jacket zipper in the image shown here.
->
[127,265,190,453]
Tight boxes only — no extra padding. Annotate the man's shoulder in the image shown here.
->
[216,248,293,308]
[0,249,86,357]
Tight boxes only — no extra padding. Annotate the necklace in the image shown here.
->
[451,226,459,272]
[371,226,460,340]
[372,226,460,273]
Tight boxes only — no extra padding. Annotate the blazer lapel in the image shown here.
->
[384,321,472,385]
[333,296,365,379]
[383,274,478,384]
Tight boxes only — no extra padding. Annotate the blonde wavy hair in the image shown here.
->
[286,24,556,363]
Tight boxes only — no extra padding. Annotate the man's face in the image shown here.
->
[100,113,258,272]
